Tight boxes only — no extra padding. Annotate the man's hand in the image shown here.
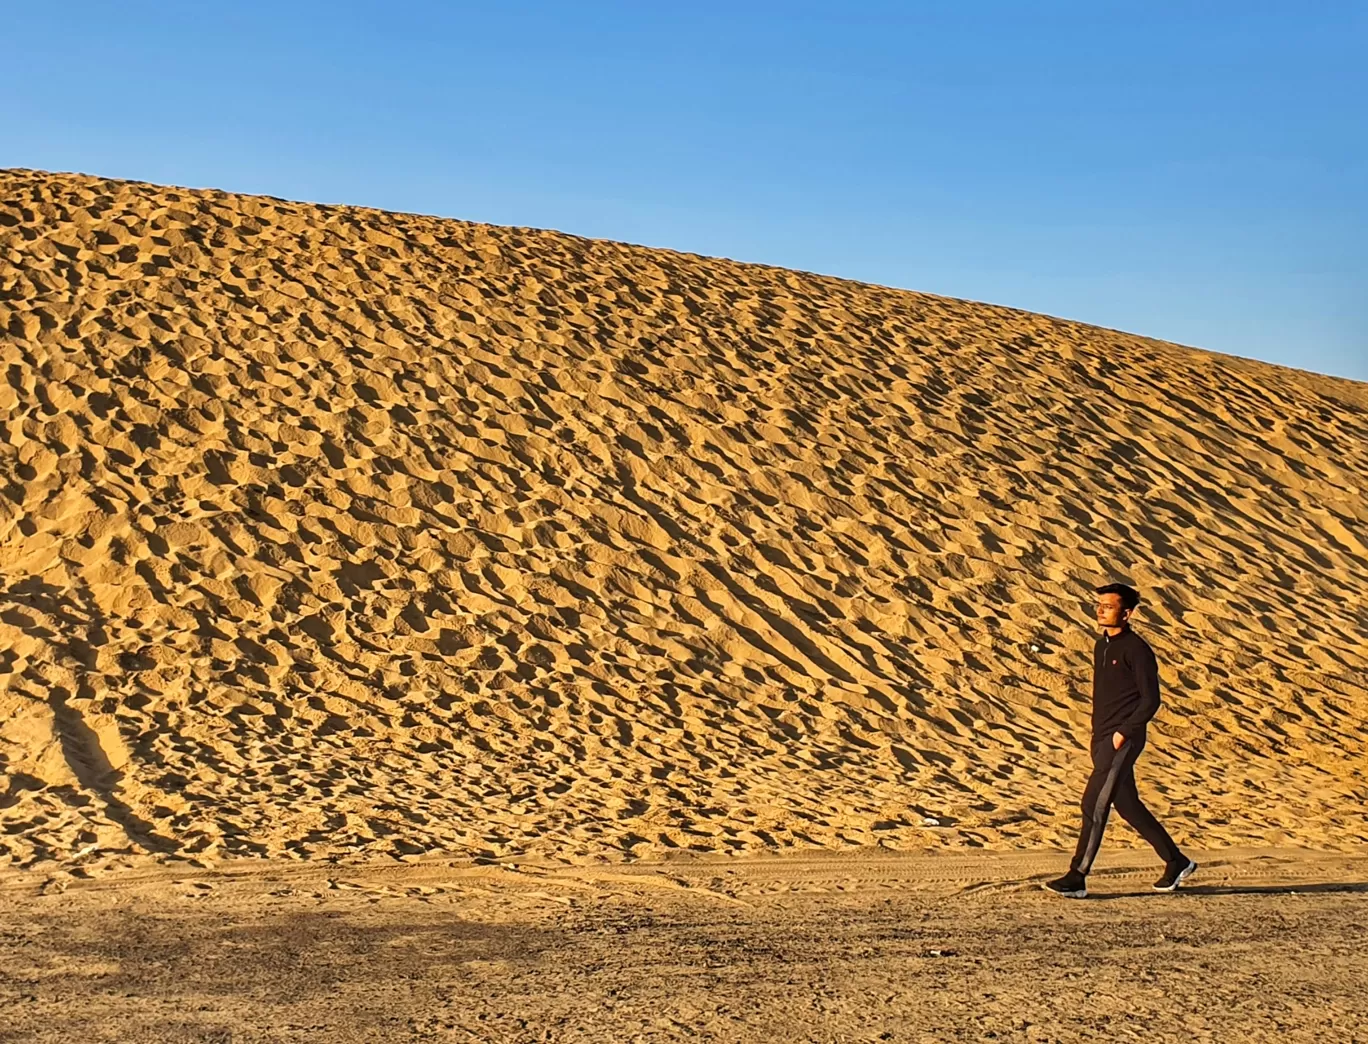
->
[1112,731,1126,750]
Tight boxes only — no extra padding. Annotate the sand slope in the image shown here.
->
[0,169,1365,869]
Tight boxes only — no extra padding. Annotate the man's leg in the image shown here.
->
[1048,739,1122,896]
[1111,766,1184,866]
[1069,737,1135,876]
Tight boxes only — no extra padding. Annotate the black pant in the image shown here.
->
[1070,730,1182,875]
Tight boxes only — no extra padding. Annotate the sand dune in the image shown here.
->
[0,168,1365,872]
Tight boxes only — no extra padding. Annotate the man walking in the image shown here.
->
[1045,583,1196,898]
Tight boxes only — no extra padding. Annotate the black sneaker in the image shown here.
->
[1043,871,1087,899]
[1153,858,1197,892]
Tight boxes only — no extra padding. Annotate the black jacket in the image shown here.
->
[1092,627,1161,739]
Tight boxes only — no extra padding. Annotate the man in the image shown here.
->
[1044,583,1196,898]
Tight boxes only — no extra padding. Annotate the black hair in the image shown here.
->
[1095,582,1140,611]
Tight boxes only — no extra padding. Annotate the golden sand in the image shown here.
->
[0,169,1365,871]
[5,849,1367,1041]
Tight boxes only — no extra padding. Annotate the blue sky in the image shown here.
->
[6,2,1364,380]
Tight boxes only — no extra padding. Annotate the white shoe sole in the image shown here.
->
[1042,883,1087,899]
[1154,859,1198,892]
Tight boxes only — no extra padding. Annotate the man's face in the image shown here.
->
[1095,593,1131,629]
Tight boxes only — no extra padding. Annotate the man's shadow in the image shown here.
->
[1087,881,1368,900]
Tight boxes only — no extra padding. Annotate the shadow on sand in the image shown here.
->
[1088,881,1368,900]
[1,576,179,856]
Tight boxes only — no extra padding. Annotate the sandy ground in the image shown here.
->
[2,847,1366,1042]
[1,169,1365,874]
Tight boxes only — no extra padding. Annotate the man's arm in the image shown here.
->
[1118,643,1161,739]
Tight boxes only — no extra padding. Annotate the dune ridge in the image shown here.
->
[0,169,1365,870]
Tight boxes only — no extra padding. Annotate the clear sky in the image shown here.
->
[5,2,1364,381]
